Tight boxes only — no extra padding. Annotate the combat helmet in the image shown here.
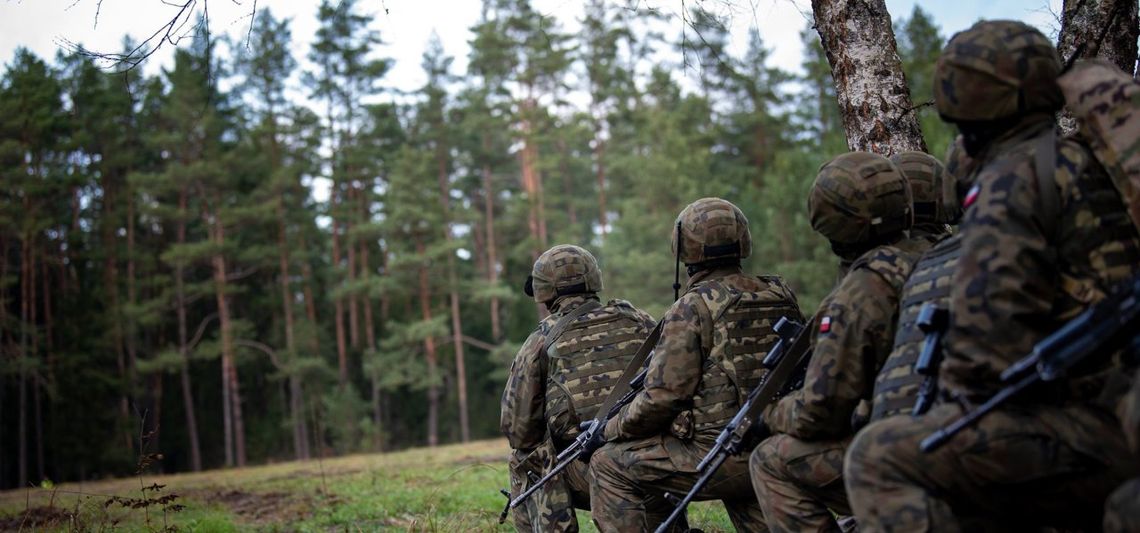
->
[940,135,977,222]
[890,151,955,226]
[934,20,1063,124]
[673,197,753,266]
[809,152,913,257]
[524,244,603,304]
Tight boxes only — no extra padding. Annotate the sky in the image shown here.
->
[0,0,1063,95]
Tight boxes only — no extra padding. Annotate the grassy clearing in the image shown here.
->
[0,439,734,532]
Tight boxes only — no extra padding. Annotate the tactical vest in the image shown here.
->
[681,275,802,435]
[870,235,961,421]
[544,299,650,442]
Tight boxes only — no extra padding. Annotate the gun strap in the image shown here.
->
[739,318,814,423]
[590,319,664,424]
[543,299,602,355]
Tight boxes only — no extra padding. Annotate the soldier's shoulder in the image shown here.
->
[604,298,655,324]
[850,244,920,292]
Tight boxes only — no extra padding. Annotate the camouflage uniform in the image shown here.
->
[845,21,1140,533]
[1105,369,1140,532]
[589,198,803,533]
[891,151,954,243]
[502,245,655,533]
[749,153,928,533]
[872,146,968,421]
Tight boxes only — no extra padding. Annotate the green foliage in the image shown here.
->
[0,1,950,491]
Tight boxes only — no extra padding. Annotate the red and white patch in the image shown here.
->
[963,184,981,209]
[819,316,832,334]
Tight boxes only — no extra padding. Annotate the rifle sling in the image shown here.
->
[590,319,664,424]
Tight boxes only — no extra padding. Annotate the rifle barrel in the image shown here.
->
[654,453,728,533]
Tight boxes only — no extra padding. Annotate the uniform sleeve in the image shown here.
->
[604,295,703,441]
[500,330,548,450]
[763,268,900,440]
[946,160,1057,397]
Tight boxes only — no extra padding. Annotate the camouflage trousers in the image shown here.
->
[589,433,767,533]
[1105,477,1140,533]
[845,401,1139,532]
[509,440,591,533]
[749,433,852,533]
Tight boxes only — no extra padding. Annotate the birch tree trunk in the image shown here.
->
[1057,0,1140,133]
[811,0,927,154]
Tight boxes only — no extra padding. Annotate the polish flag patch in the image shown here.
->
[819,316,832,334]
[963,184,981,209]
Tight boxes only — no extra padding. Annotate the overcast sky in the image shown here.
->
[1,0,1062,96]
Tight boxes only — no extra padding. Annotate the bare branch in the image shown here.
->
[186,312,219,354]
[235,339,282,368]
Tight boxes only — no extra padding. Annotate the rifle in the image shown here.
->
[498,320,663,524]
[920,274,1140,453]
[655,316,811,533]
[913,303,949,416]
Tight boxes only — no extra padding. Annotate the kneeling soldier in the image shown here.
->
[589,197,803,532]
[501,244,656,532]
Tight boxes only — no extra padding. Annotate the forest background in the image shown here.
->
[0,0,1126,491]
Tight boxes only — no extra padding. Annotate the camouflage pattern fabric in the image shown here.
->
[941,121,1140,402]
[751,238,925,532]
[529,245,604,304]
[673,197,753,264]
[934,20,1063,123]
[891,151,954,235]
[1105,478,1140,533]
[762,239,926,440]
[1059,59,1140,234]
[590,433,763,532]
[750,434,851,533]
[845,94,1140,533]
[845,398,1139,532]
[508,440,591,533]
[870,234,961,421]
[590,266,802,532]
[501,292,654,532]
[808,152,913,251]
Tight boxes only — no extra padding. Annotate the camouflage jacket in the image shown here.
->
[763,236,929,440]
[604,266,801,443]
[500,294,655,451]
[943,119,1140,400]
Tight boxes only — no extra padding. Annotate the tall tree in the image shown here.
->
[810,0,926,154]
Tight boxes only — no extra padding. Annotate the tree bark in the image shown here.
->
[416,238,440,448]
[435,124,470,443]
[811,0,927,154]
[174,189,203,471]
[276,189,309,461]
[18,234,28,488]
[346,185,360,350]
[1057,0,1140,133]
[331,213,349,387]
[207,199,245,467]
[481,137,502,342]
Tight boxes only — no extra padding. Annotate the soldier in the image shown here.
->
[748,152,931,533]
[844,20,1140,532]
[1105,369,1140,532]
[890,151,954,243]
[588,197,803,532]
[870,143,969,422]
[501,244,656,533]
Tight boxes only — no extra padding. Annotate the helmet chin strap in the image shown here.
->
[673,220,682,302]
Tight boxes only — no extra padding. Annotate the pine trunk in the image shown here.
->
[346,185,360,350]
[416,238,440,448]
[331,212,349,387]
[175,190,203,472]
[18,233,29,488]
[811,0,927,154]
[436,131,470,443]
[276,191,308,461]
[209,203,246,467]
[481,136,502,342]
[593,121,607,238]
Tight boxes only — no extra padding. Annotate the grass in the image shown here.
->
[0,439,735,532]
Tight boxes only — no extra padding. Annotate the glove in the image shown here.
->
[576,419,607,462]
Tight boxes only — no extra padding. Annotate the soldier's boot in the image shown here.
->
[749,434,850,533]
